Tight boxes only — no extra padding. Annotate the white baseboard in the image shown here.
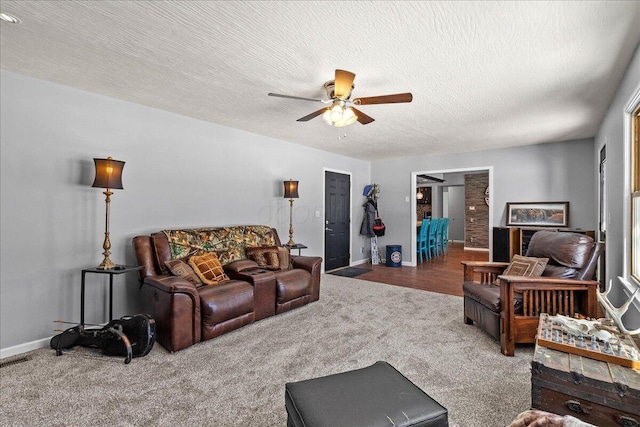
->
[463,247,490,252]
[1,336,51,359]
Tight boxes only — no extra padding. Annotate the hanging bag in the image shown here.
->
[373,211,386,236]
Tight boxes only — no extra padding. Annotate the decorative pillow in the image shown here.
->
[165,259,202,286]
[245,246,281,270]
[503,254,549,277]
[188,253,229,285]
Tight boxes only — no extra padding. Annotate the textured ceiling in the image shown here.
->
[1,1,639,160]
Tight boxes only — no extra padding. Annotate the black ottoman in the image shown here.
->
[285,361,449,427]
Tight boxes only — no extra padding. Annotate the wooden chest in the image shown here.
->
[531,342,640,426]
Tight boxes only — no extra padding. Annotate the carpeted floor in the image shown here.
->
[327,266,372,278]
[0,275,534,426]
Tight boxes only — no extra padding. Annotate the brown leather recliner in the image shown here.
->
[133,227,322,352]
[462,231,602,356]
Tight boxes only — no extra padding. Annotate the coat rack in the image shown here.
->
[362,183,381,265]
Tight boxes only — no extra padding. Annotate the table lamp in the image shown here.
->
[283,179,299,246]
[92,157,125,269]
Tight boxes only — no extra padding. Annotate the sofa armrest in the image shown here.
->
[497,275,599,288]
[228,269,276,321]
[140,275,201,352]
[224,259,260,274]
[461,261,509,283]
[143,274,199,295]
[292,256,323,302]
[292,256,322,273]
[461,261,510,267]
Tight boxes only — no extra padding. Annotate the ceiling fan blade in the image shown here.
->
[352,92,413,105]
[296,108,328,122]
[268,93,324,102]
[334,69,356,99]
[352,107,375,125]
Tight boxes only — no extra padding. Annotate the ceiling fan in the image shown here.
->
[268,69,413,127]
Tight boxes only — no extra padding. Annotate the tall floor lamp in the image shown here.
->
[283,179,299,247]
[92,157,125,270]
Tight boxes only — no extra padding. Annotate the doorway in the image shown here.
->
[411,167,493,265]
[324,170,351,271]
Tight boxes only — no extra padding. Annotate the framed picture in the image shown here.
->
[506,202,569,227]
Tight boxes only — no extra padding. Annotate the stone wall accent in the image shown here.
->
[465,173,489,248]
[417,204,432,219]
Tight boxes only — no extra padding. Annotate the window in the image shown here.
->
[632,107,640,282]
[599,145,606,240]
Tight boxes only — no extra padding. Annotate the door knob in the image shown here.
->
[325,227,333,231]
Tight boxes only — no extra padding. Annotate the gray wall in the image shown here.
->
[0,71,371,352]
[2,42,639,353]
[594,43,640,329]
[446,186,465,241]
[371,139,596,261]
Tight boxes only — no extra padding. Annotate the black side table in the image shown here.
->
[285,243,308,256]
[81,265,142,325]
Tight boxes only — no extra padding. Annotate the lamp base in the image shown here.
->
[287,198,295,248]
[98,257,116,270]
[98,228,115,270]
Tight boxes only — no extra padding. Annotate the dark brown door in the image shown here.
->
[325,171,350,271]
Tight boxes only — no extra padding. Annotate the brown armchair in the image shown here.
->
[462,231,603,356]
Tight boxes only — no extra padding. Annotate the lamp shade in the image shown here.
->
[283,180,299,199]
[92,157,125,190]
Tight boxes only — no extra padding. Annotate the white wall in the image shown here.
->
[0,71,371,351]
[371,139,596,262]
[594,43,640,329]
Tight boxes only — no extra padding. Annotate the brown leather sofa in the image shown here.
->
[462,231,602,356]
[132,226,322,352]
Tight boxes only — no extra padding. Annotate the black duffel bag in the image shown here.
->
[50,314,156,364]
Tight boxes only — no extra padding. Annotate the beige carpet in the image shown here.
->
[0,274,534,426]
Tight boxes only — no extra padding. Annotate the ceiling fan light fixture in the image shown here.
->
[321,100,357,127]
[341,107,357,126]
[329,104,343,122]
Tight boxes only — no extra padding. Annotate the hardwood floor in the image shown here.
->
[351,242,488,297]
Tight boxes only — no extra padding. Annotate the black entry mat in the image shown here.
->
[328,267,372,278]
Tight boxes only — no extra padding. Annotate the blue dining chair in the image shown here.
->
[428,218,440,258]
[436,217,449,255]
[441,217,450,254]
[416,219,430,262]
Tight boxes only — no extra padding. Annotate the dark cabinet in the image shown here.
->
[492,227,519,262]
[493,227,595,262]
